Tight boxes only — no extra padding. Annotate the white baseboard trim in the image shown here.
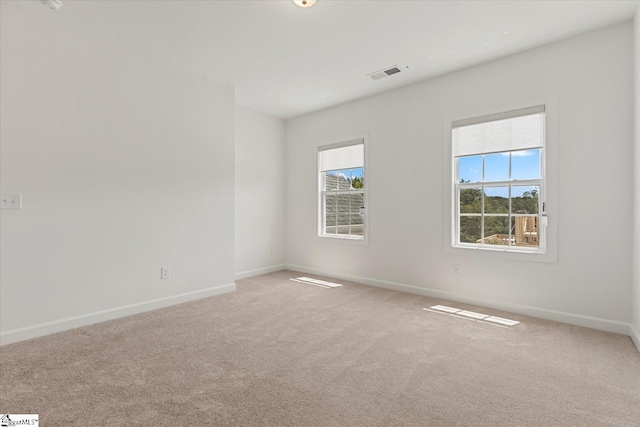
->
[284,264,631,336]
[235,264,285,280]
[630,324,640,353]
[0,282,236,346]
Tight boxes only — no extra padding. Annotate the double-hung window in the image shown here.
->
[318,139,365,240]
[453,106,546,252]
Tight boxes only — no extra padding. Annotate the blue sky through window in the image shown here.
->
[511,150,540,180]
[458,149,540,185]
[485,153,509,182]
[458,156,482,182]
[328,168,363,178]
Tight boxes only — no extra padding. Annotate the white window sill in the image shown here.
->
[446,243,556,263]
[317,234,368,246]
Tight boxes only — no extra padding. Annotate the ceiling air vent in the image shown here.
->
[368,65,404,81]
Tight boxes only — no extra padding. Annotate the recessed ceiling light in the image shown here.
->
[41,0,63,10]
[292,0,317,8]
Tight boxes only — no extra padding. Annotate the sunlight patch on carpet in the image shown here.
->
[290,277,343,289]
[424,305,519,327]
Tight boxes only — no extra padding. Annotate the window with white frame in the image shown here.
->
[318,140,365,239]
[453,106,546,252]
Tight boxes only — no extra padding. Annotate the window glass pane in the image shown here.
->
[459,187,482,214]
[512,215,539,248]
[324,194,337,231]
[458,155,482,183]
[511,185,539,215]
[511,149,541,180]
[484,186,509,214]
[338,214,350,234]
[459,216,481,243]
[484,153,509,182]
[350,192,364,234]
[350,222,364,236]
[351,167,364,189]
[336,193,350,226]
[325,171,338,190]
[350,192,363,214]
[483,216,510,246]
[337,170,351,190]
[337,213,350,228]
[350,211,364,226]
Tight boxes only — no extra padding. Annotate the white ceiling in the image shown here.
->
[5,0,639,119]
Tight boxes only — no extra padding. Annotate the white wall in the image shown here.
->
[0,3,235,344]
[632,5,640,350]
[285,23,634,333]
[235,107,285,278]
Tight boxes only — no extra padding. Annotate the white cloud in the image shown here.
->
[502,150,534,157]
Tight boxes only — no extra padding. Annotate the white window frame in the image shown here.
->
[317,136,369,244]
[444,100,557,263]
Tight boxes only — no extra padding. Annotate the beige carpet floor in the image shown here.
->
[1,270,639,426]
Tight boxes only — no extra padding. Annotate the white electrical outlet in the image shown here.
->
[161,266,171,279]
[1,193,22,209]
